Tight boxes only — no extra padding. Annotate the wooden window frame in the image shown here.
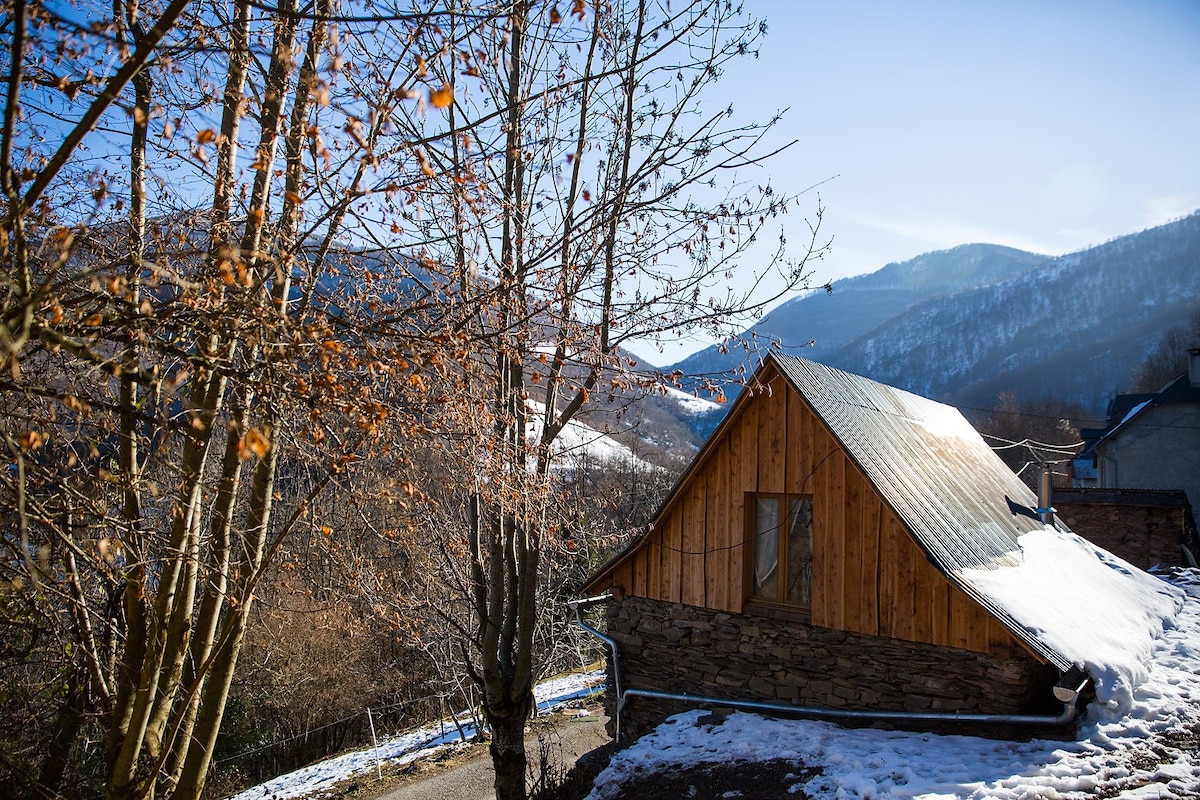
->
[744,491,814,613]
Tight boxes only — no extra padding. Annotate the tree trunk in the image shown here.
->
[34,673,85,800]
[488,692,533,800]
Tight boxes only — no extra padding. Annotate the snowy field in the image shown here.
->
[227,670,605,800]
[587,568,1200,799]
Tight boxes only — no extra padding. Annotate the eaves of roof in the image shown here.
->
[1093,372,1198,452]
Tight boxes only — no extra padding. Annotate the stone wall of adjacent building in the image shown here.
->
[604,595,1060,741]
[1055,489,1198,569]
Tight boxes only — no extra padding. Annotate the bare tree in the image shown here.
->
[366,2,829,797]
[1131,307,1200,392]
[2,1,827,797]
[0,0,432,796]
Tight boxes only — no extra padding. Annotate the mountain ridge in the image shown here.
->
[667,211,1200,415]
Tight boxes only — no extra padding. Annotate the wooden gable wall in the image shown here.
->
[604,361,1032,660]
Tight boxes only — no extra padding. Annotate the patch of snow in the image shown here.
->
[531,342,578,359]
[227,669,604,800]
[586,570,1200,800]
[1120,400,1152,427]
[912,398,978,439]
[524,399,656,472]
[663,386,724,416]
[958,527,1184,710]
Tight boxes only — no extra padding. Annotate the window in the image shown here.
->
[750,494,813,606]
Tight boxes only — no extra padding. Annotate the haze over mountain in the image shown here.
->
[668,211,1200,416]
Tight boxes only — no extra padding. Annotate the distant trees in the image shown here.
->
[1131,308,1200,392]
[973,392,1088,488]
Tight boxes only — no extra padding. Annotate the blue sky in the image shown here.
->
[651,0,1200,360]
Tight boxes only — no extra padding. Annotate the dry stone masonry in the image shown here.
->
[606,595,1059,740]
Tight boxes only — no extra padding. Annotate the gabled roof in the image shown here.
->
[1091,371,1200,452]
[583,354,1183,688]
[771,355,1045,573]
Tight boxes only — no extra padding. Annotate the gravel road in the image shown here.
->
[375,709,610,800]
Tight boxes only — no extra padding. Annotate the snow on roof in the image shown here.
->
[958,527,1184,710]
[771,354,1182,681]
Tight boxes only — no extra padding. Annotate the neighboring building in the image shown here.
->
[1054,489,1198,570]
[1075,347,1200,568]
[578,354,1180,741]
[1070,348,1200,561]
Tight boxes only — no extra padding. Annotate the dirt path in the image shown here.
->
[369,708,610,800]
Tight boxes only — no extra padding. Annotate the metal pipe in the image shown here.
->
[569,594,623,740]
[569,595,1090,737]
[623,670,1088,728]
[1038,462,1056,526]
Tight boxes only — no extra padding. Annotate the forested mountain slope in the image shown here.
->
[669,211,1200,414]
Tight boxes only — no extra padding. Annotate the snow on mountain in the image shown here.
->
[666,211,1200,414]
[661,386,724,417]
[525,399,657,472]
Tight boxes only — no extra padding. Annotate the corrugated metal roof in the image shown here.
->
[771,354,1072,669]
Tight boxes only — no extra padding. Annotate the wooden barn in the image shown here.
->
[576,354,1181,740]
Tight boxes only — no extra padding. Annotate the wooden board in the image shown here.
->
[890,515,916,641]
[706,438,731,611]
[785,385,804,494]
[611,561,632,596]
[728,416,747,612]
[810,430,829,625]
[739,394,760,495]
[911,551,934,643]
[825,451,847,629]
[860,489,882,636]
[632,546,647,597]
[758,377,786,494]
[683,472,707,606]
[662,506,682,604]
[646,527,662,601]
[842,461,864,632]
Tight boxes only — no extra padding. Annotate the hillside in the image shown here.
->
[671,243,1051,380]
[668,212,1200,414]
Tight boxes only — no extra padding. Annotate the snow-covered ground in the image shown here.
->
[227,670,605,800]
[587,568,1200,799]
[231,568,1200,800]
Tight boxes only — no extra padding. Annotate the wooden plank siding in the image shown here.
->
[705,439,730,611]
[662,505,682,604]
[600,365,1033,661]
[757,376,786,495]
[842,457,864,632]
[682,474,707,607]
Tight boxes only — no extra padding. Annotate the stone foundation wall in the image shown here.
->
[1055,489,1197,569]
[605,595,1058,741]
